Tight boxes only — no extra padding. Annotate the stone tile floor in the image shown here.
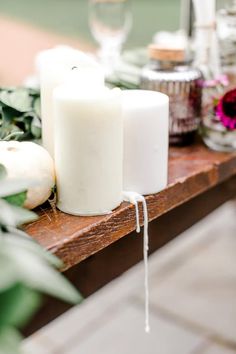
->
[22,200,236,354]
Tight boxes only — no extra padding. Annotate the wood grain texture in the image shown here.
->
[24,143,236,271]
[25,176,236,335]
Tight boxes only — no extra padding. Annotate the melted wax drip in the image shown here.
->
[122,192,150,333]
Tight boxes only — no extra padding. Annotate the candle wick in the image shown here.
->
[71,66,78,70]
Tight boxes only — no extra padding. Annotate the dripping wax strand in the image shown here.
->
[141,196,150,333]
[134,200,141,233]
[122,192,150,333]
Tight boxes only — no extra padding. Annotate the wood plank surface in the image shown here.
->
[25,143,236,271]
[26,176,236,335]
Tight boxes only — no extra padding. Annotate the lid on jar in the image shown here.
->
[148,45,185,62]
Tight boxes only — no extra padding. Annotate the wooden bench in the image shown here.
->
[24,142,236,334]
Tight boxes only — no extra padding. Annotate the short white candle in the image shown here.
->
[122,90,169,195]
[53,75,123,216]
[38,46,104,157]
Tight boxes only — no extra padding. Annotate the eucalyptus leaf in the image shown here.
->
[0,199,37,227]
[0,284,41,328]
[30,114,41,139]
[0,124,22,141]
[3,233,62,268]
[5,227,31,240]
[0,244,82,304]
[21,115,32,134]
[0,255,18,291]
[28,88,40,97]
[2,106,21,123]
[0,178,38,198]
[0,327,22,354]
[0,87,41,141]
[4,191,27,207]
[0,199,20,226]
[2,132,24,141]
[33,97,41,117]
[0,89,33,113]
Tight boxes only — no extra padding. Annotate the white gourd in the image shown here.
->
[0,141,55,209]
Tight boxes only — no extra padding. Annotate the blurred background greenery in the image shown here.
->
[0,0,226,47]
[0,0,183,47]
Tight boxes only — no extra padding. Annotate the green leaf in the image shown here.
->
[2,106,21,123]
[3,232,62,268]
[4,192,27,207]
[0,234,81,304]
[2,131,24,141]
[0,89,33,113]
[0,243,82,304]
[0,327,22,354]
[0,90,14,108]
[30,114,41,139]
[0,254,18,291]
[0,199,38,227]
[0,165,7,181]
[21,115,32,134]
[28,88,40,98]
[0,124,23,141]
[33,97,41,117]
[0,87,41,142]
[0,178,37,198]
[0,233,62,291]
[0,284,41,328]
[4,227,30,240]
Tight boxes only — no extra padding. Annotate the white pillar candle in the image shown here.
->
[38,46,104,157]
[53,75,123,216]
[122,90,169,195]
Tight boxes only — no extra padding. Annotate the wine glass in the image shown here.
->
[89,0,132,74]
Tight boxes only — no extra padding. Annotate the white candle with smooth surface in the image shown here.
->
[38,46,104,157]
[122,90,169,195]
[53,78,123,216]
[122,91,169,333]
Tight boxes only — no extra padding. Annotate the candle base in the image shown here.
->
[123,181,168,197]
[57,200,122,217]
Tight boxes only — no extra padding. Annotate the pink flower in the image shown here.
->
[216,88,236,130]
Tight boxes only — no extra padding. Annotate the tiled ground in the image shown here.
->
[22,200,236,354]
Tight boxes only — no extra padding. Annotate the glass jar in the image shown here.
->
[192,20,235,152]
[217,0,236,85]
[200,87,236,152]
[140,46,202,146]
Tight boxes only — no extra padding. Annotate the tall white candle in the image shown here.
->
[122,90,169,195]
[122,91,169,333]
[38,46,104,157]
[53,75,123,216]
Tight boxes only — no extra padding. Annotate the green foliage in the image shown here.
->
[0,199,37,227]
[0,164,82,354]
[0,88,41,141]
[4,192,27,207]
[0,327,22,354]
[0,284,41,328]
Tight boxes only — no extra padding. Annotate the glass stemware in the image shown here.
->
[89,0,132,74]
